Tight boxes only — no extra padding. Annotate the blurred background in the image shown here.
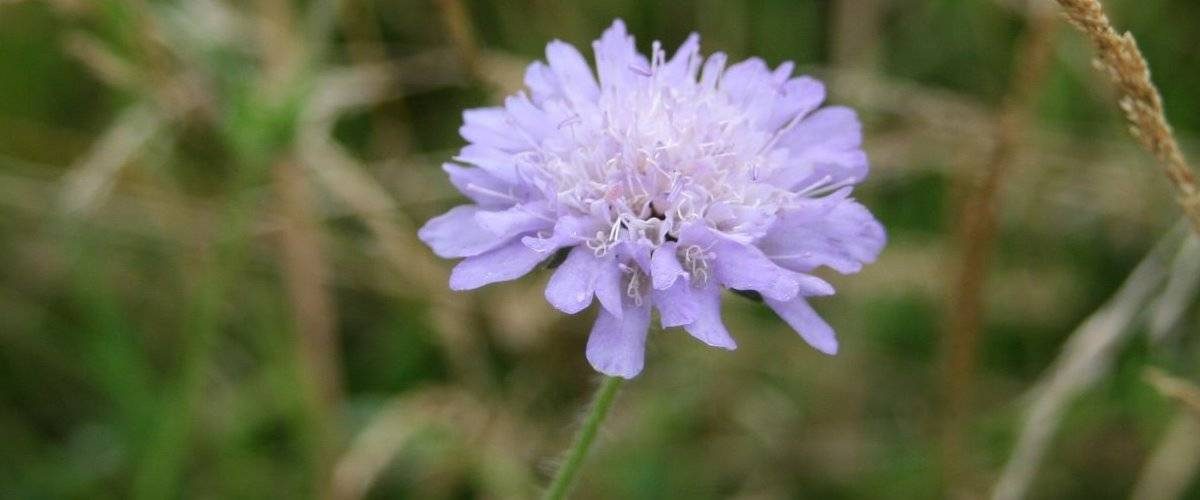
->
[2,0,1200,498]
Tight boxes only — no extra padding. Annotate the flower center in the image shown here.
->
[522,86,791,253]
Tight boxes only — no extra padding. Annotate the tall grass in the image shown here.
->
[1,1,1199,499]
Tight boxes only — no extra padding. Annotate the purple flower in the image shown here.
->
[419,20,885,378]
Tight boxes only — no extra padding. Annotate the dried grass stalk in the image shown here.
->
[990,228,1186,500]
[1144,367,1200,419]
[1055,0,1200,233]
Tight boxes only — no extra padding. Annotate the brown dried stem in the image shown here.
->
[433,0,482,81]
[273,159,344,500]
[1055,0,1200,234]
[940,9,1057,496]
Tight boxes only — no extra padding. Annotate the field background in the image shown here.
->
[2,0,1200,498]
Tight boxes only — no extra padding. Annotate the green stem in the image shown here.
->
[542,376,625,500]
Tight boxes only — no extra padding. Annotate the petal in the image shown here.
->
[681,286,736,350]
[699,52,727,91]
[592,19,644,89]
[449,238,552,290]
[586,301,651,379]
[760,198,886,274]
[767,76,826,132]
[662,33,700,83]
[764,296,838,355]
[771,61,795,85]
[786,106,862,152]
[720,58,777,126]
[650,242,688,290]
[807,150,869,189]
[504,92,558,141]
[652,279,698,328]
[455,144,519,183]
[419,205,510,258]
[713,243,830,301]
[771,152,869,193]
[442,163,518,209]
[460,108,528,152]
[778,106,868,188]
[546,40,600,104]
[795,274,836,297]
[518,216,623,318]
[523,61,557,103]
[521,214,600,253]
[474,202,553,236]
[679,224,801,301]
[593,260,624,317]
[720,57,769,99]
[545,246,606,314]
[617,238,653,274]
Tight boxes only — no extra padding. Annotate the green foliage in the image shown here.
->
[1,1,1198,499]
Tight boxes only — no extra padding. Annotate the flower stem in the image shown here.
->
[542,376,624,500]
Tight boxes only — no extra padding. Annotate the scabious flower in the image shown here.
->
[419,20,885,378]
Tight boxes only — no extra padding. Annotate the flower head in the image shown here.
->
[419,20,885,378]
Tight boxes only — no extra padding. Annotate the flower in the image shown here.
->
[419,20,885,378]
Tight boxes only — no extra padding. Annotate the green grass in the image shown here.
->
[1,0,1199,498]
